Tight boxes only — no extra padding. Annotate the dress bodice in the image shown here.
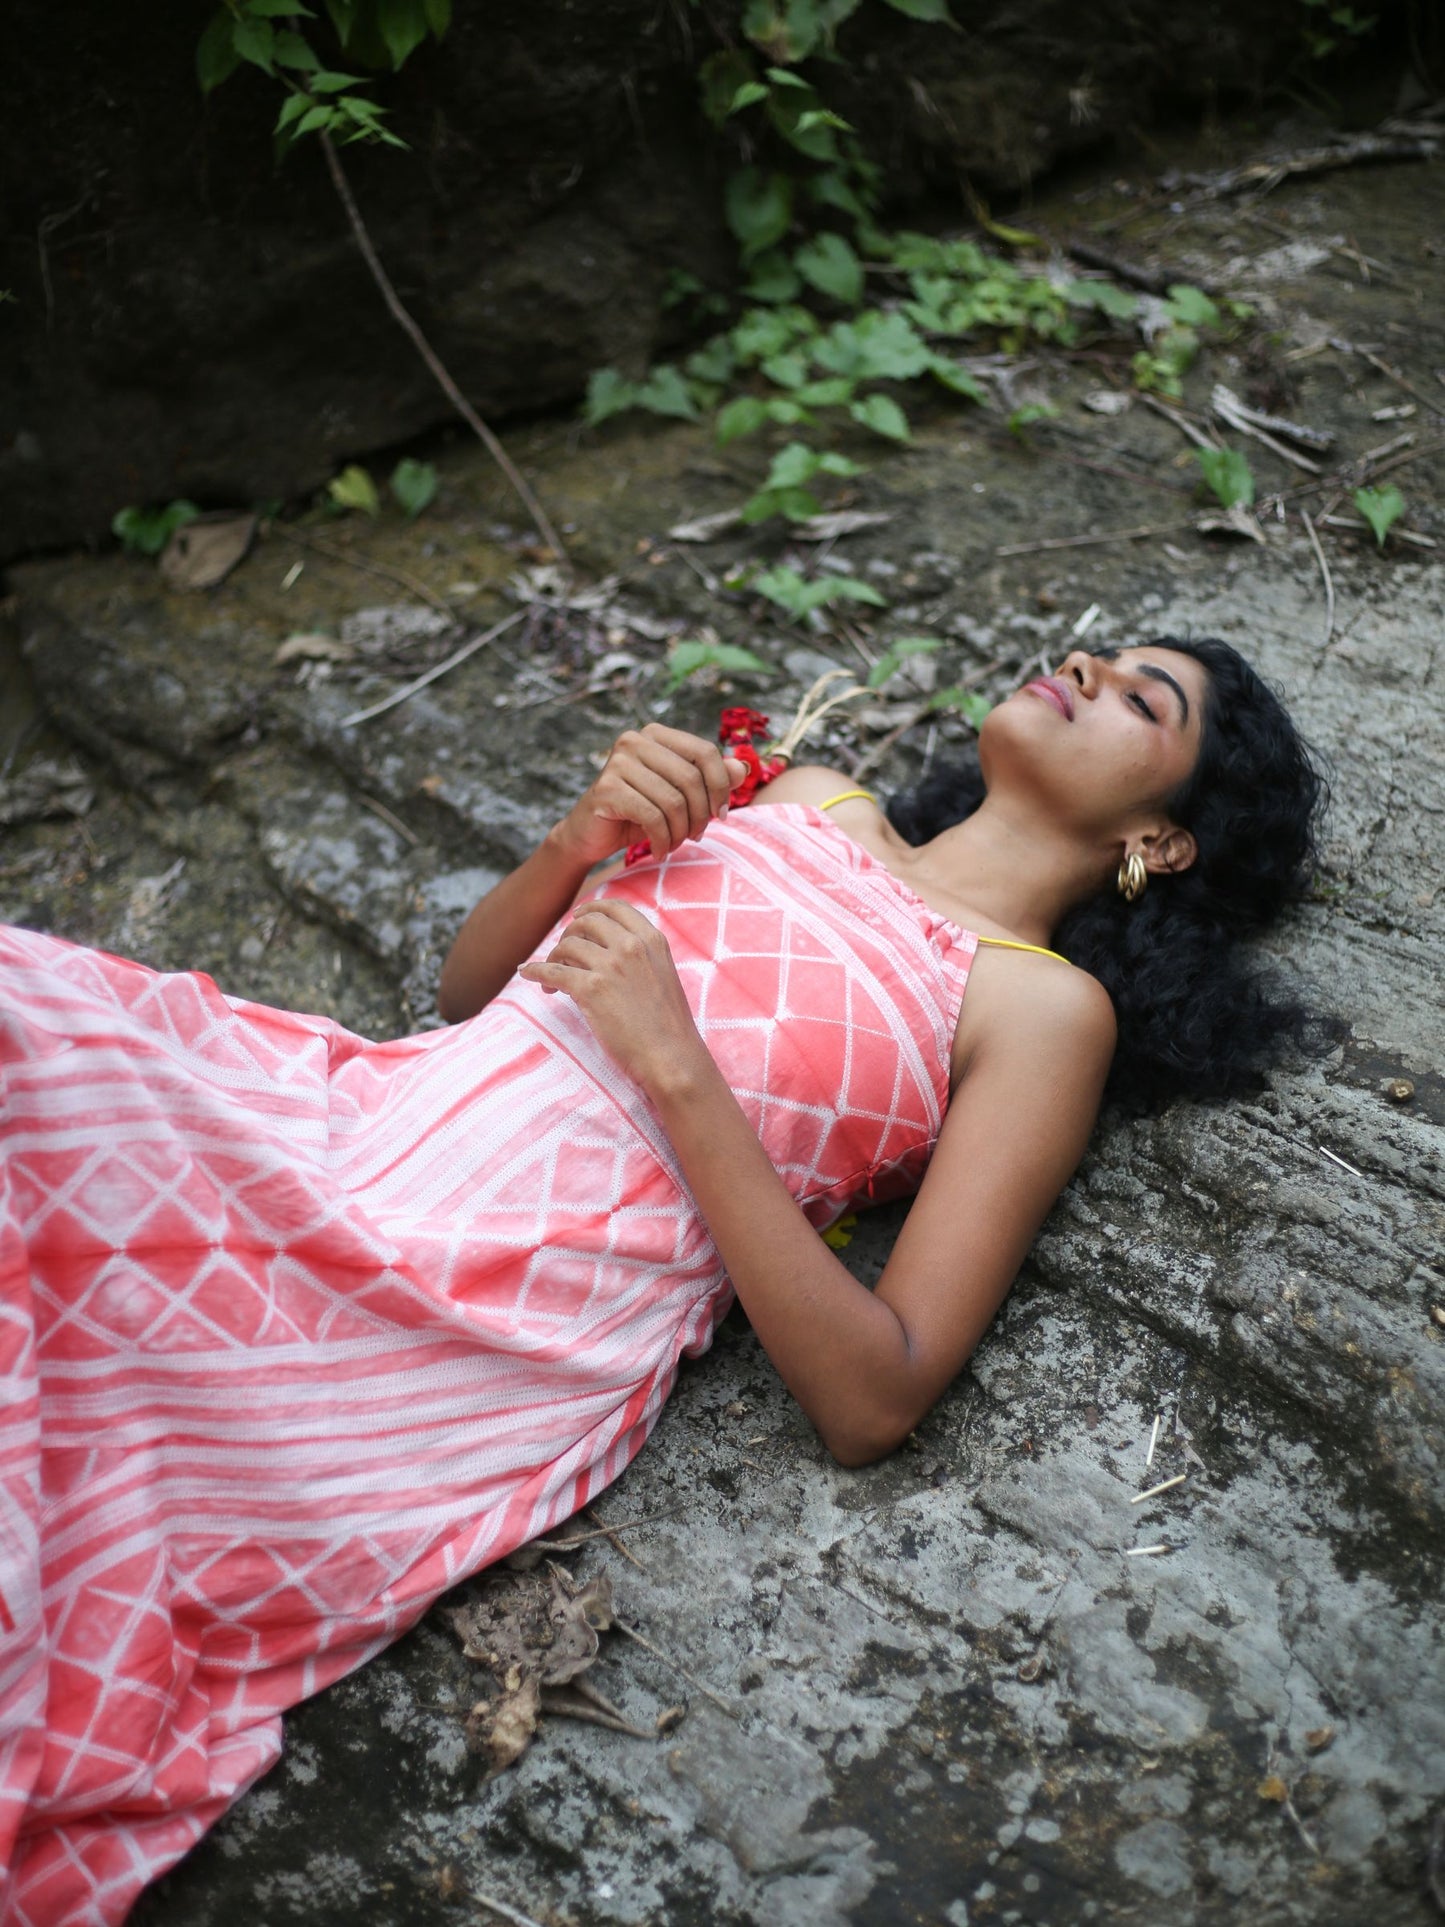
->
[489,803,978,1224]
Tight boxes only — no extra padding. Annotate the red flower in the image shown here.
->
[624,705,785,864]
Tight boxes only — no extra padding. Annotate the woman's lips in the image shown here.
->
[1024,676,1075,720]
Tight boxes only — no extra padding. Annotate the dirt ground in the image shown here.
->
[4,104,1443,1927]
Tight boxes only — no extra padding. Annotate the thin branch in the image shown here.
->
[318,132,566,561]
[340,608,528,727]
[1299,510,1335,648]
[997,517,1197,557]
[613,1618,739,1718]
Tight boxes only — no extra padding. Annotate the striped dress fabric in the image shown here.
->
[0,803,976,1924]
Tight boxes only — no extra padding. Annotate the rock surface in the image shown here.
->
[3,116,1443,1927]
[4,0,1341,559]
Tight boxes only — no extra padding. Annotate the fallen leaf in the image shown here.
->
[795,509,894,541]
[1258,1774,1290,1803]
[542,1567,614,1684]
[1083,389,1132,416]
[273,632,356,666]
[1196,504,1266,545]
[656,1704,687,1735]
[466,1673,540,1771]
[1304,1726,1336,1753]
[668,509,744,543]
[160,512,258,590]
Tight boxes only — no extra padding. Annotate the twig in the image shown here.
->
[585,1505,647,1573]
[1124,1544,1172,1557]
[1064,237,1177,296]
[473,1892,547,1927]
[340,609,527,727]
[1355,348,1445,421]
[524,1509,683,1554]
[1317,1143,1363,1178]
[269,524,460,624]
[614,1619,739,1718]
[1173,126,1440,204]
[1299,511,1335,649]
[540,1693,655,1742]
[319,132,565,560]
[1131,1473,1188,1505]
[1145,1414,1161,1469]
[1139,393,1221,452]
[1211,387,1323,473]
[356,791,421,846]
[997,518,1197,557]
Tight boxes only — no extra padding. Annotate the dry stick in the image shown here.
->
[1356,347,1445,421]
[526,1509,683,1555]
[472,1892,547,1927]
[269,524,460,624]
[1139,393,1220,451]
[1299,510,1335,648]
[997,517,1197,558]
[850,652,1013,782]
[614,1620,739,1718]
[586,1505,647,1573]
[357,791,421,846]
[318,133,566,562]
[341,608,528,727]
[541,1694,655,1742]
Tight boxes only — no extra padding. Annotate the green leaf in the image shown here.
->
[1062,278,1139,320]
[725,169,794,262]
[295,103,337,135]
[232,16,276,71]
[753,565,887,620]
[197,10,242,93]
[583,368,640,426]
[795,232,864,306]
[243,0,316,15]
[927,355,987,403]
[850,394,910,441]
[882,0,955,16]
[764,65,811,88]
[276,92,314,131]
[423,0,452,33]
[730,305,815,364]
[809,169,870,220]
[728,81,770,113]
[762,350,809,390]
[111,500,201,558]
[377,0,430,67]
[743,0,828,62]
[699,49,758,127]
[328,464,381,515]
[815,449,865,477]
[1352,484,1405,547]
[1007,400,1058,438]
[273,29,322,69]
[867,636,942,687]
[740,484,822,526]
[684,338,736,386]
[766,441,824,489]
[309,68,368,90]
[929,688,991,728]
[764,397,813,426]
[744,251,803,304]
[715,397,769,445]
[795,376,854,407]
[666,638,773,690]
[1194,445,1255,509]
[635,364,700,420]
[323,0,357,41]
[389,457,438,519]
[814,310,931,381]
[1166,284,1221,329]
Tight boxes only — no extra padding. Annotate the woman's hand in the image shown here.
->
[518,900,704,1094]
[554,725,748,869]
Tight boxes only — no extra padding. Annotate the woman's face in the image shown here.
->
[980,645,1210,842]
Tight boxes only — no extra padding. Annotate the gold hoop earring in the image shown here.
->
[1117,852,1148,903]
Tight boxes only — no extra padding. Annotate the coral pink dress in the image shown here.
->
[0,804,975,1924]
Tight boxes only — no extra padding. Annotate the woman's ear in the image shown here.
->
[1143,824,1198,877]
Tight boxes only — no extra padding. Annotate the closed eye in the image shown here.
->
[1128,690,1157,721]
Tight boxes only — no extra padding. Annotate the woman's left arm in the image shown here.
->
[521,902,1116,1466]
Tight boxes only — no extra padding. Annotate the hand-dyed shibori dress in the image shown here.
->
[0,803,977,1924]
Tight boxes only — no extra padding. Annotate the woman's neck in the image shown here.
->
[915,796,1105,947]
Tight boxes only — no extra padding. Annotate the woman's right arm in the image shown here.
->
[437,725,744,1022]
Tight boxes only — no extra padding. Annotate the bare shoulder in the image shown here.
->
[751,763,868,809]
[957,952,1116,1085]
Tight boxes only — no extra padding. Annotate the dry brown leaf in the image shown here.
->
[1196,504,1266,545]
[160,513,257,590]
[1258,1774,1290,1802]
[273,632,355,667]
[466,1672,541,1771]
[540,1566,614,1684]
[1304,1725,1336,1753]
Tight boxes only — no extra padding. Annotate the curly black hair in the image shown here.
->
[886,636,1342,1112]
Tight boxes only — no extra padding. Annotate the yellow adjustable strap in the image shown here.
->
[975,936,1069,964]
[817,788,878,811]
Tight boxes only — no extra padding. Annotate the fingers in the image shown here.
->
[599,726,748,853]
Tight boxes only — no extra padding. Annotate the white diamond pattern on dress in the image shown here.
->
[0,804,973,1924]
